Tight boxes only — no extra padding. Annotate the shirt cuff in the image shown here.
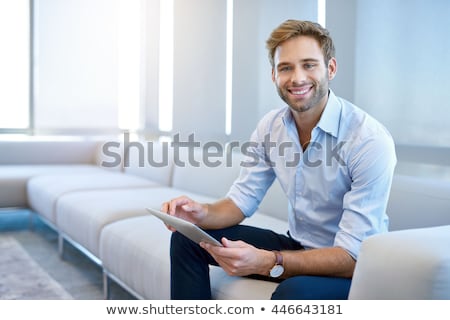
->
[333,230,363,260]
[226,185,258,218]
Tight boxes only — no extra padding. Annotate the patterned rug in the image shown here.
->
[0,234,73,300]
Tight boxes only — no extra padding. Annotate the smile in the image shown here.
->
[288,85,313,96]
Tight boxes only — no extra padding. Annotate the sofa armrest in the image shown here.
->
[349,225,450,299]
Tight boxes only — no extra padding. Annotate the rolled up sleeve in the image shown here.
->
[226,130,276,218]
[335,134,397,259]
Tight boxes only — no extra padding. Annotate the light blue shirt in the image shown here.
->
[227,90,397,259]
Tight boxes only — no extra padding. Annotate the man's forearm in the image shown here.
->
[199,198,245,230]
[281,247,355,278]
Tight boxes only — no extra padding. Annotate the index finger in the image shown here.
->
[160,202,170,213]
[167,196,191,215]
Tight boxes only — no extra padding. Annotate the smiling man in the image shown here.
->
[162,20,397,300]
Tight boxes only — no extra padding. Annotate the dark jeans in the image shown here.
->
[170,224,352,300]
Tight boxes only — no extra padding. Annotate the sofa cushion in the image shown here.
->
[108,186,218,211]
[171,149,242,199]
[27,172,159,224]
[123,140,174,186]
[0,140,101,165]
[56,187,168,258]
[100,215,172,299]
[241,210,289,237]
[209,211,288,299]
[100,190,217,299]
[0,165,105,208]
[99,196,288,300]
[387,174,450,231]
[349,225,450,299]
[56,184,223,259]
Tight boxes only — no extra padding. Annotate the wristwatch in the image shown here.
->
[269,251,284,278]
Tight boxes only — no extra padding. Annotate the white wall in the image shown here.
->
[229,0,261,142]
[353,0,450,147]
[256,0,317,120]
[326,0,357,102]
[171,0,227,142]
[230,0,318,142]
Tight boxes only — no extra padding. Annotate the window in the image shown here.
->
[158,0,174,132]
[0,0,30,130]
[0,0,320,139]
[33,0,119,131]
[118,0,142,130]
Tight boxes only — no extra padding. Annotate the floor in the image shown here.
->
[0,209,136,300]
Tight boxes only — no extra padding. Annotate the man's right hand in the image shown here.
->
[160,196,208,232]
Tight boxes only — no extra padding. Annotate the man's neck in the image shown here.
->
[291,94,329,150]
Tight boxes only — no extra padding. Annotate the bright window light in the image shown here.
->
[318,0,326,27]
[0,0,30,129]
[225,0,234,136]
[158,0,174,132]
[118,0,141,130]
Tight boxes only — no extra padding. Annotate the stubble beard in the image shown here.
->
[277,77,329,114]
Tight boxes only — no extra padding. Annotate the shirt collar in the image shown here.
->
[281,89,342,138]
[316,89,341,138]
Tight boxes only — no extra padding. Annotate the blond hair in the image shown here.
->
[266,20,335,67]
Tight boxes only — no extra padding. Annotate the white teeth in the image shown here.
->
[292,88,309,95]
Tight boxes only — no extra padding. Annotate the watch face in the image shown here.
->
[270,265,284,278]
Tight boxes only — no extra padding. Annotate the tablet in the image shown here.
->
[146,208,223,247]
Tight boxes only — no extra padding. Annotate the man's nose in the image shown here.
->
[291,67,307,84]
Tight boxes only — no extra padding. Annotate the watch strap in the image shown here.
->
[273,250,283,266]
[269,250,284,278]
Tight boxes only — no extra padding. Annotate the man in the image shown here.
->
[162,20,396,299]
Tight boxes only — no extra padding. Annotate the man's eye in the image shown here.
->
[279,66,291,72]
[304,64,315,69]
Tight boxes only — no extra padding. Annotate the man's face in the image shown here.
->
[272,36,336,114]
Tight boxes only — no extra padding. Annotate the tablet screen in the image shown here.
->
[146,208,223,247]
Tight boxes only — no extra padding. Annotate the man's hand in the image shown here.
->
[202,239,356,279]
[161,197,245,231]
[160,196,207,232]
[200,238,275,277]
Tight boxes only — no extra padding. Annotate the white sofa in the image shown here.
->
[1,138,449,299]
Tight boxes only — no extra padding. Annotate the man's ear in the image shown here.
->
[271,68,276,82]
[328,57,337,80]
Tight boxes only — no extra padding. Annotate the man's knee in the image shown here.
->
[170,231,210,262]
[170,231,193,257]
[271,276,351,300]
